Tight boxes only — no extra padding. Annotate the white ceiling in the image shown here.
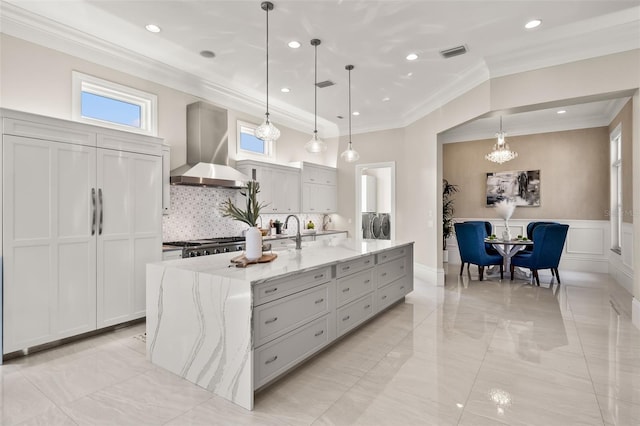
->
[1,0,639,138]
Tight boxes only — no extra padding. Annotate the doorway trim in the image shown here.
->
[355,161,396,240]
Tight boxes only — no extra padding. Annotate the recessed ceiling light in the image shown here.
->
[525,19,542,29]
[199,50,215,58]
[145,24,161,33]
[406,53,418,61]
[382,97,390,102]
[281,87,290,93]
[352,111,360,116]
[288,41,301,48]
[407,72,413,77]
[557,110,567,114]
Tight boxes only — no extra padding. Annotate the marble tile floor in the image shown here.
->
[2,265,640,425]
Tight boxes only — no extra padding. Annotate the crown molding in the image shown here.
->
[604,97,632,124]
[0,1,339,137]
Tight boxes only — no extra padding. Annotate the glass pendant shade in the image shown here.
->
[341,64,359,163]
[256,1,280,143]
[255,114,280,142]
[485,117,517,164]
[341,141,360,162]
[306,38,327,153]
[305,131,326,153]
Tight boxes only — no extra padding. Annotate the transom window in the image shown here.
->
[237,120,275,160]
[72,71,157,136]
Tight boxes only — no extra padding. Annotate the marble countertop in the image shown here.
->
[155,238,413,285]
[263,229,347,241]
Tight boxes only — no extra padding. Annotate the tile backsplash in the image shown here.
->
[162,185,326,241]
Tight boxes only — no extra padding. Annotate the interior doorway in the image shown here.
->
[355,162,396,240]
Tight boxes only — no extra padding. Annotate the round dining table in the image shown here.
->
[484,238,534,275]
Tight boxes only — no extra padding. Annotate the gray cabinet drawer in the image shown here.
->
[336,255,374,279]
[254,282,333,347]
[377,256,406,288]
[254,315,332,389]
[376,246,409,264]
[337,293,375,337]
[254,266,331,306]
[377,277,412,312]
[337,268,374,307]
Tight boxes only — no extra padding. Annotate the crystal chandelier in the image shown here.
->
[255,1,280,143]
[305,39,327,153]
[485,116,517,164]
[340,65,360,163]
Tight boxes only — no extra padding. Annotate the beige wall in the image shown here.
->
[443,127,610,221]
[609,99,634,223]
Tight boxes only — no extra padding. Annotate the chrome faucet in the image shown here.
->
[285,214,302,250]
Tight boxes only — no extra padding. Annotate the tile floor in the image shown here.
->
[2,265,640,425]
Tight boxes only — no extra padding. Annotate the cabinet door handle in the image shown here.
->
[400,286,405,290]
[314,330,324,337]
[91,188,96,236]
[98,188,103,235]
[315,298,324,304]
[265,355,278,365]
[381,272,387,277]
[381,295,387,300]
[342,315,350,322]
[264,317,278,324]
[314,274,324,279]
[364,260,371,264]
[265,287,278,294]
[364,279,370,284]
[400,265,405,270]
[364,304,371,309]
[342,266,350,271]
[342,287,350,293]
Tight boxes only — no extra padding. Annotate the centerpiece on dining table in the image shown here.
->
[494,199,516,241]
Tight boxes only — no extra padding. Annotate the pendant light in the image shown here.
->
[340,64,359,163]
[485,116,518,164]
[305,38,327,153]
[255,1,281,142]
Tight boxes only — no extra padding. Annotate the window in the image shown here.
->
[610,125,622,253]
[72,71,157,136]
[236,120,275,160]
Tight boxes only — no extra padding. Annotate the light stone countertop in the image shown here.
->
[155,238,413,286]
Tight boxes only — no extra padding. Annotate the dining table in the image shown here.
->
[485,238,534,276]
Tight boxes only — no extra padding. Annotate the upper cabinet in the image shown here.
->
[294,162,338,214]
[236,160,300,214]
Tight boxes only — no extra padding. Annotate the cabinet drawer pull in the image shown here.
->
[342,287,350,293]
[342,315,350,322]
[381,272,387,277]
[264,287,278,294]
[364,260,371,264]
[314,330,324,337]
[381,295,387,300]
[315,298,324,304]
[364,279,370,284]
[400,286,405,290]
[265,317,278,324]
[314,274,324,279]
[342,266,350,271]
[364,304,371,309]
[265,355,278,365]
[400,265,405,269]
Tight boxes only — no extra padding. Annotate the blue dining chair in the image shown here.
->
[454,222,504,281]
[465,221,498,255]
[511,224,569,285]
[523,221,559,252]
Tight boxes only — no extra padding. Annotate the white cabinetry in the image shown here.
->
[2,110,162,354]
[295,162,337,213]
[236,160,300,214]
[162,144,170,214]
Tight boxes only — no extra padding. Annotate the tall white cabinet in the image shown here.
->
[295,162,337,214]
[1,110,162,354]
[236,160,300,214]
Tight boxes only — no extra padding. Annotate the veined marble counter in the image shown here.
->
[146,238,413,410]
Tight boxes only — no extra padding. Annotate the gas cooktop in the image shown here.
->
[164,237,245,247]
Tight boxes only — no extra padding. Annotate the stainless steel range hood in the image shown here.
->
[170,101,250,188]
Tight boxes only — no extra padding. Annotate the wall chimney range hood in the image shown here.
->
[170,101,250,188]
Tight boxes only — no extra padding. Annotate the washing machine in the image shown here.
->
[362,212,376,239]
[373,213,391,240]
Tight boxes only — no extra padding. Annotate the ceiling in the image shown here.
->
[1,0,639,138]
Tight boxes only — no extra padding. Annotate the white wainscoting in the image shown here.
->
[446,219,611,274]
[609,222,634,294]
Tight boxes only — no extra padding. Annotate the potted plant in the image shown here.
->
[442,179,459,262]
[220,180,267,260]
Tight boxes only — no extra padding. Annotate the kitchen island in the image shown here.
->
[146,238,413,410]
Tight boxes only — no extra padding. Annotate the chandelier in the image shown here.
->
[255,1,281,143]
[485,116,517,164]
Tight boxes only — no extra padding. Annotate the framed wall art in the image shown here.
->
[486,170,540,206]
